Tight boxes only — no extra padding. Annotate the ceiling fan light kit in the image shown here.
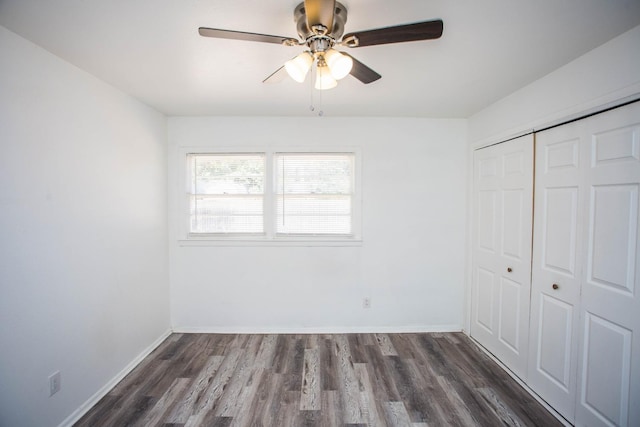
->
[315,57,338,90]
[198,0,443,91]
[284,52,313,83]
[324,48,352,80]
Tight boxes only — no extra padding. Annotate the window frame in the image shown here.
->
[178,146,362,246]
[187,152,266,236]
[274,152,356,238]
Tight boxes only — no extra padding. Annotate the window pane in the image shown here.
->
[277,195,351,234]
[189,154,264,234]
[276,154,353,194]
[275,154,354,235]
[193,154,264,195]
[276,196,352,216]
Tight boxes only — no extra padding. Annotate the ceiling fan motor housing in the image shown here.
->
[294,2,347,41]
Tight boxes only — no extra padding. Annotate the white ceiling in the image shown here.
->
[1,0,639,117]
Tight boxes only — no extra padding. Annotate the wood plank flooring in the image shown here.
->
[74,333,562,427]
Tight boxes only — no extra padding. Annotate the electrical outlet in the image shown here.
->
[49,371,61,397]
[363,297,371,309]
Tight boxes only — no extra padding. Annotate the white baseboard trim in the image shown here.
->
[172,324,463,334]
[58,328,173,427]
[466,335,572,427]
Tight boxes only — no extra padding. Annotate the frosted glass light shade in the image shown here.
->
[285,52,313,83]
[315,63,337,90]
[324,49,353,80]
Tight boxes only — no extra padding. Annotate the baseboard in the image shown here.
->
[172,324,463,334]
[57,328,173,427]
[466,335,572,427]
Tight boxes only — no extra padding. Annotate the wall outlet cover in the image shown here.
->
[49,371,61,396]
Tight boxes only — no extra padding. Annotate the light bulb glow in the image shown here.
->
[315,62,337,90]
[324,49,353,80]
[285,52,313,83]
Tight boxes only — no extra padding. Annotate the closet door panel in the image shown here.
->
[502,189,525,259]
[475,267,496,332]
[576,104,640,427]
[477,190,498,253]
[588,184,637,293]
[472,148,502,343]
[580,313,632,427]
[471,134,533,380]
[544,137,580,172]
[531,101,640,427]
[537,294,574,389]
[498,276,522,352]
[542,187,579,275]
[530,124,583,423]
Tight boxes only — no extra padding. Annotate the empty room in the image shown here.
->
[1,1,639,426]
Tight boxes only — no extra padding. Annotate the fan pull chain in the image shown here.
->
[308,64,324,116]
[318,87,324,116]
[309,66,315,113]
[316,88,323,116]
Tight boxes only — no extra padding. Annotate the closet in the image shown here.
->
[471,101,640,427]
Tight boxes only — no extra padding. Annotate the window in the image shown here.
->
[188,153,265,234]
[276,153,354,236]
[184,150,360,243]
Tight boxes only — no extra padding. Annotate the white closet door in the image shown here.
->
[574,103,640,427]
[529,123,583,423]
[471,134,533,379]
[530,101,640,426]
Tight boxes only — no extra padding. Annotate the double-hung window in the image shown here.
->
[275,153,354,236]
[188,153,265,234]
[185,150,360,243]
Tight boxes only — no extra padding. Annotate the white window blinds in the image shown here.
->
[275,153,354,236]
[188,154,265,234]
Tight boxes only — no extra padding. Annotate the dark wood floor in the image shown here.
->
[74,332,562,426]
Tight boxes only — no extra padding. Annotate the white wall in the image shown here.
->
[168,117,467,332]
[0,26,170,427]
[468,24,640,145]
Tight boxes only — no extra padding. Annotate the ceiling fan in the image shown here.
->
[198,0,443,90]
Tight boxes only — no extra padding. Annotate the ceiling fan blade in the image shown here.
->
[304,0,335,33]
[343,54,381,84]
[342,19,443,47]
[263,66,288,84]
[198,27,295,45]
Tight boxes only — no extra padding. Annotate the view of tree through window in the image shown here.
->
[189,154,264,233]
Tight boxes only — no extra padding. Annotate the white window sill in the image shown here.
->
[178,237,363,247]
